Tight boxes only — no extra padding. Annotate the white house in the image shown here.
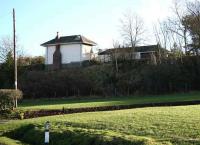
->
[41,33,97,70]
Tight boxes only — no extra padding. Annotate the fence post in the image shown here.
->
[44,121,50,145]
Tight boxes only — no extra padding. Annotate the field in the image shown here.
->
[1,105,200,145]
[19,92,200,110]
[1,92,200,145]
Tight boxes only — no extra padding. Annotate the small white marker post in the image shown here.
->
[45,121,50,145]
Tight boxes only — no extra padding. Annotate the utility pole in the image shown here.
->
[13,8,18,108]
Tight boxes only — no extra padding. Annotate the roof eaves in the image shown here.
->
[41,42,83,47]
[81,35,97,46]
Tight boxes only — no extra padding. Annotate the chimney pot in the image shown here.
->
[56,32,59,39]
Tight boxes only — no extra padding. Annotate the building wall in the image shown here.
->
[134,52,141,59]
[46,46,56,64]
[45,44,92,65]
[82,45,92,60]
[60,44,81,64]
[98,52,141,62]
[98,54,110,62]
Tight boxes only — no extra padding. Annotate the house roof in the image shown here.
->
[41,35,97,47]
[98,45,164,55]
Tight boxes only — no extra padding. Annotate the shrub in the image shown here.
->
[0,89,23,111]
[18,56,200,98]
[82,60,101,67]
[14,110,25,120]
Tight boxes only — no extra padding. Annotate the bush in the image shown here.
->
[0,89,23,111]
[19,67,105,98]
[18,56,200,98]
[82,60,101,67]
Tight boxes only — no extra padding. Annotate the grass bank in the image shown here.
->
[19,92,200,111]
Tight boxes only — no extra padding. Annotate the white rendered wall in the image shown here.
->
[82,45,92,60]
[98,54,110,62]
[135,52,141,59]
[60,44,81,64]
[46,46,56,64]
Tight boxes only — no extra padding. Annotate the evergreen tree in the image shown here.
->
[0,51,14,88]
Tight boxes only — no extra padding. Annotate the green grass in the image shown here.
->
[1,105,200,144]
[19,92,200,111]
[0,136,28,145]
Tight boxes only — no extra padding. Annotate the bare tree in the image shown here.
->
[167,0,190,54]
[112,40,121,72]
[0,36,22,62]
[154,21,170,49]
[153,21,171,63]
[0,36,14,62]
[120,11,145,59]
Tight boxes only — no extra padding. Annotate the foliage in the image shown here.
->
[19,56,200,98]
[17,56,45,66]
[182,0,200,55]
[0,109,25,120]
[0,51,14,88]
[82,59,101,67]
[0,55,45,89]
[0,89,23,111]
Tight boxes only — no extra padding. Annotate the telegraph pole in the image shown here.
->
[13,8,18,108]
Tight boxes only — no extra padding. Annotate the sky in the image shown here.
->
[0,0,173,56]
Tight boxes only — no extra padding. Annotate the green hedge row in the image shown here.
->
[19,56,200,98]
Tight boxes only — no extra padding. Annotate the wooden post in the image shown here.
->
[13,8,18,108]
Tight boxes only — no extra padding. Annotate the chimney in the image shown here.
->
[56,32,59,40]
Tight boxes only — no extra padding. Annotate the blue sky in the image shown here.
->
[0,0,172,56]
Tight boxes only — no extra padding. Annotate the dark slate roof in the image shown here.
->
[41,35,97,46]
[98,45,165,55]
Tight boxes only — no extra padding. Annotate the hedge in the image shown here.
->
[18,56,200,98]
[0,89,23,110]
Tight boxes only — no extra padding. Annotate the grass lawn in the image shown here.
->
[1,105,200,145]
[18,92,200,111]
[0,137,28,145]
